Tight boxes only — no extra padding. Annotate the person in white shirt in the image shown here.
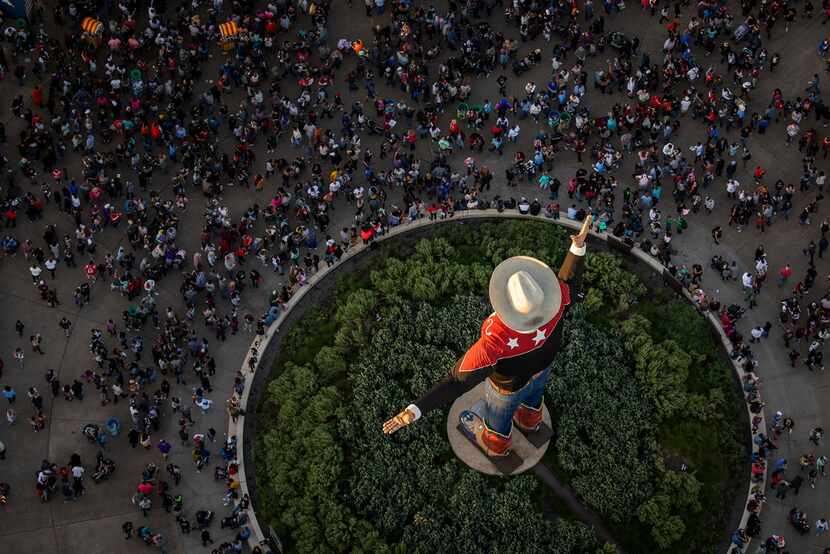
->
[750,326,765,343]
[29,264,42,283]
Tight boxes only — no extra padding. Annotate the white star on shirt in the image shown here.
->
[532,329,546,345]
[506,337,519,349]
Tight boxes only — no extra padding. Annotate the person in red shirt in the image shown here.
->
[31,85,43,108]
[359,223,374,245]
[778,264,793,287]
[384,217,591,458]
[84,261,98,282]
[754,166,766,182]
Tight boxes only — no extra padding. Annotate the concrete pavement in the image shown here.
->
[0,2,829,553]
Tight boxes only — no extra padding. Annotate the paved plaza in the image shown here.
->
[0,0,829,553]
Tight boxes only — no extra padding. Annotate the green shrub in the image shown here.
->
[583,252,646,314]
[548,309,657,522]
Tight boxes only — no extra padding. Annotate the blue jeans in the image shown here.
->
[472,367,550,438]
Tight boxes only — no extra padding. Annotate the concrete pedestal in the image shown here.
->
[447,381,551,476]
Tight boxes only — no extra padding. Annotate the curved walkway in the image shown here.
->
[231,210,763,553]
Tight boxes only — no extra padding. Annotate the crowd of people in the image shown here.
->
[0,0,829,551]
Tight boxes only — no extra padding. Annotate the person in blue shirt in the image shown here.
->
[2,385,15,404]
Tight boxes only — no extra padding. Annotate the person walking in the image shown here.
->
[158,439,172,461]
[712,226,723,244]
[29,263,42,283]
[817,518,829,536]
[791,474,805,495]
[137,495,152,516]
[201,529,214,547]
[817,455,828,476]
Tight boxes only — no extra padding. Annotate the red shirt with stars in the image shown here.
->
[414,250,584,415]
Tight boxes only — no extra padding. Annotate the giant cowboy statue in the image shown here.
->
[383,216,591,466]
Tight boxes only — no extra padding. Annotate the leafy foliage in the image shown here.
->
[548,308,657,522]
[583,252,646,314]
[637,460,703,549]
[257,362,390,553]
[619,315,691,421]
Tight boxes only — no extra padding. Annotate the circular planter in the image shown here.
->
[230,210,762,553]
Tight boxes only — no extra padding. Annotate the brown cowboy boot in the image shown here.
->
[459,409,512,457]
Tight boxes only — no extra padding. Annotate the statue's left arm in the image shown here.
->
[559,214,591,294]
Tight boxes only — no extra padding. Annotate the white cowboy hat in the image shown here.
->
[489,256,561,333]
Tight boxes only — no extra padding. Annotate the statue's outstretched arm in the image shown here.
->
[383,353,494,435]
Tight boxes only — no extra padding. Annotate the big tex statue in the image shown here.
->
[383,216,590,459]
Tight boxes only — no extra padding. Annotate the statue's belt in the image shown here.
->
[487,368,546,395]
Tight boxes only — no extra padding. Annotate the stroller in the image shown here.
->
[789,508,810,535]
[91,451,116,482]
[195,510,214,529]
[710,254,735,280]
[221,512,248,529]
[82,423,101,444]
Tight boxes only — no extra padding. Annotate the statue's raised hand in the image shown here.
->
[383,407,416,435]
[570,214,593,249]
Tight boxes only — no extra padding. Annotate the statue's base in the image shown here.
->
[447,382,552,476]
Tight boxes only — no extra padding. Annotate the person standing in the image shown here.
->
[778,264,793,287]
[122,521,133,540]
[201,529,214,547]
[44,257,57,278]
[2,386,15,404]
[128,428,139,448]
[30,333,45,355]
[817,518,829,536]
[776,480,790,499]
[805,240,817,265]
[72,464,85,498]
[58,317,72,337]
[13,347,24,367]
[14,320,24,338]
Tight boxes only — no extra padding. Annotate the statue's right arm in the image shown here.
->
[412,358,492,416]
[383,337,497,435]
